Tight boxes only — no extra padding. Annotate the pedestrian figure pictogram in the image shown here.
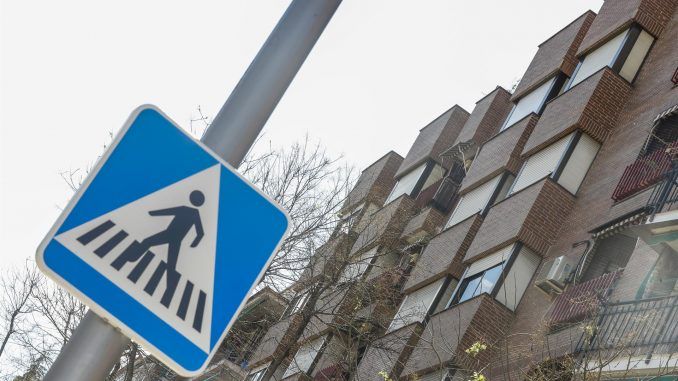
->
[141,190,205,270]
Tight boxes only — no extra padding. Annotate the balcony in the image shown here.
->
[403,215,482,294]
[465,179,574,262]
[340,151,403,215]
[576,0,675,57]
[354,323,423,381]
[313,364,346,381]
[351,195,415,255]
[429,162,466,213]
[522,68,631,157]
[298,234,355,285]
[612,143,678,201]
[301,287,351,340]
[512,11,595,101]
[401,295,513,377]
[394,105,469,178]
[249,314,304,367]
[578,295,678,356]
[460,114,538,193]
[453,86,512,147]
[547,271,621,328]
[400,207,445,244]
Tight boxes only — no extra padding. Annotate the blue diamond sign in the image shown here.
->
[36,105,290,376]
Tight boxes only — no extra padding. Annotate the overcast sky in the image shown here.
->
[0,0,603,270]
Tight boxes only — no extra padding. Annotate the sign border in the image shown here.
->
[36,104,291,376]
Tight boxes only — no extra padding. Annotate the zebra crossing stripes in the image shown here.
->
[75,219,207,332]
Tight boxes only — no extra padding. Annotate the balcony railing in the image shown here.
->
[414,178,443,209]
[431,177,461,212]
[547,271,621,328]
[313,363,347,381]
[647,161,678,219]
[578,295,678,354]
[612,142,678,201]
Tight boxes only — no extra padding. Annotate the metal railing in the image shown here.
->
[647,161,678,219]
[612,143,678,201]
[547,271,620,328]
[578,294,678,354]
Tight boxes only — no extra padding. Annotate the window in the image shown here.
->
[338,202,364,234]
[282,336,326,378]
[385,161,445,204]
[445,173,507,229]
[567,26,654,89]
[502,75,565,131]
[246,365,268,381]
[456,264,504,304]
[495,247,540,310]
[385,164,427,204]
[338,247,377,283]
[642,112,678,156]
[283,291,310,318]
[510,132,600,195]
[448,244,539,310]
[387,277,445,332]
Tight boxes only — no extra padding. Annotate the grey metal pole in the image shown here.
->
[43,0,341,379]
[202,0,343,167]
[44,312,130,380]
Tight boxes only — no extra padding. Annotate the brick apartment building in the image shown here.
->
[194,1,678,380]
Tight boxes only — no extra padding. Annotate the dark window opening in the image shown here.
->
[580,232,636,283]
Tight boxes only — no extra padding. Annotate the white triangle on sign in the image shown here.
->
[56,164,221,352]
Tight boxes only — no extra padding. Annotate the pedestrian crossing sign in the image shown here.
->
[36,105,290,376]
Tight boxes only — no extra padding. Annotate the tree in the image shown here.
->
[0,262,40,360]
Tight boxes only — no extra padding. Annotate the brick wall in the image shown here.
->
[404,215,482,293]
[465,179,575,262]
[354,323,423,381]
[351,195,415,254]
[512,11,596,100]
[401,295,513,378]
[522,68,632,157]
[577,0,677,56]
[342,151,403,214]
[460,115,538,193]
[395,106,470,178]
[454,87,512,147]
[400,207,445,243]
[250,314,305,367]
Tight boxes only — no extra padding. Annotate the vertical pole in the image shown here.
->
[43,0,341,379]
[202,0,342,167]
[43,312,130,380]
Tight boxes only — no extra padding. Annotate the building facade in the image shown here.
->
[211,1,678,380]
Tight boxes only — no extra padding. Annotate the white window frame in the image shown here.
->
[282,336,326,378]
[445,174,503,229]
[338,247,377,283]
[567,25,655,90]
[387,277,445,332]
[448,243,539,311]
[509,132,600,196]
[385,161,445,204]
[501,76,558,131]
[385,163,427,204]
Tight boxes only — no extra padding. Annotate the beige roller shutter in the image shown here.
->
[445,174,501,228]
[558,133,600,194]
[283,336,326,378]
[496,246,541,310]
[510,134,572,195]
[388,278,444,332]
[385,163,426,204]
[466,244,515,276]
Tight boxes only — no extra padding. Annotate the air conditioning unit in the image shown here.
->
[534,255,578,296]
